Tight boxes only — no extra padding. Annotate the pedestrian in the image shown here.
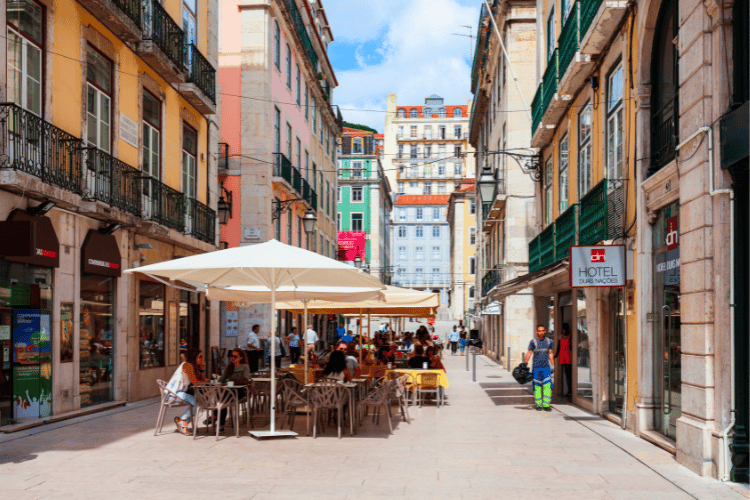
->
[525,324,555,411]
[448,325,459,355]
[287,326,301,364]
[305,323,319,358]
[459,326,467,355]
[555,323,572,397]
[246,324,262,372]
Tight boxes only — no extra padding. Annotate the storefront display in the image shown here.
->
[139,281,165,368]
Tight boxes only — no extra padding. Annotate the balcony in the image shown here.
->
[184,197,216,244]
[539,223,556,269]
[139,177,215,243]
[531,49,571,149]
[482,269,501,297]
[273,153,317,210]
[555,203,578,261]
[0,103,83,199]
[138,0,186,84]
[83,148,142,218]
[179,44,216,114]
[283,0,318,71]
[579,0,628,55]
[77,0,143,44]
[557,2,595,98]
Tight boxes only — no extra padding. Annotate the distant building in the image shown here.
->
[448,181,477,321]
[337,127,393,284]
[391,195,450,306]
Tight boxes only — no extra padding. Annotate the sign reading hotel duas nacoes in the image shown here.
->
[570,245,626,288]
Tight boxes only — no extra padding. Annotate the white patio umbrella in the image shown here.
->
[125,239,384,438]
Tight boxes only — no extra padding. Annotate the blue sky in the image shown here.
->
[323,0,481,132]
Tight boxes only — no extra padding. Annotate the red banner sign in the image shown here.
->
[337,231,366,261]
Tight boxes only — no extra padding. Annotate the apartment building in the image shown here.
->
[0,0,221,424]
[217,0,342,347]
[447,180,477,322]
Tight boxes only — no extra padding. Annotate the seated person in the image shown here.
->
[323,350,352,382]
[345,346,361,378]
[426,347,446,372]
[213,348,253,430]
[341,330,354,344]
[408,345,431,369]
[167,349,207,435]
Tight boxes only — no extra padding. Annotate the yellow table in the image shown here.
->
[385,369,449,388]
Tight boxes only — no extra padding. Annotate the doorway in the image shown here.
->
[557,292,573,397]
[608,288,625,414]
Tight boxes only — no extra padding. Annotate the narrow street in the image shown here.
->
[0,351,744,500]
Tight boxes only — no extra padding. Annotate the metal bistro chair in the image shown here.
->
[391,374,412,422]
[417,372,442,408]
[154,379,194,436]
[193,385,239,440]
[310,379,348,439]
[361,380,394,434]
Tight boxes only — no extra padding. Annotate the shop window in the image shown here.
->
[576,290,592,401]
[139,281,165,368]
[80,273,114,407]
[179,291,199,352]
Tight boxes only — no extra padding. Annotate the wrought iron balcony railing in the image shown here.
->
[184,196,216,244]
[184,43,216,104]
[115,0,142,26]
[142,0,185,69]
[142,176,185,232]
[273,153,317,210]
[284,0,318,71]
[481,269,501,297]
[0,103,83,194]
[84,148,142,217]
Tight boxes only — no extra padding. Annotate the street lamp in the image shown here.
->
[217,182,233,225]
[353,254,363,269]
[478,164,496,204]
[301,208,317,235]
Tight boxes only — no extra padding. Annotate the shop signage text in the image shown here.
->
[87,258,120,270]
[570,245,626,287]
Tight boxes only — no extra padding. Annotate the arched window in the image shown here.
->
[439,108,446,118]
[397,108,406,118]
[649,0,678,175]
[453,108,462,117]
[423,107,431,117]
[410,108,418,118]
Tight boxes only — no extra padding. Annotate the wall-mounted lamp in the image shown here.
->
[477,165,497,203]
[99,222,123,235]
[217,181,233,225]
[28,200,56,216]
[134,243,153,250]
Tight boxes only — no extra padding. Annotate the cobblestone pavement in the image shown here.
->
[0,350,747,500]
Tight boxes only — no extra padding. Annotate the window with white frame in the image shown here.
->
[398,144,404,158]
[454,144,462,157]
[410,108,418,118]
[351,213,363,231]
[432,268,440,282]
[86,46,112,153]
[286,123,292,159]
[454,108,462,117]
[415,268,424,283]
[273,21,280,69]
[469,257,476,275]
[454,163,462,176]
[286,43,292,88]
[416,208,423,220]
[352,137,363,154]
[181,123,197,199]
[607,63,624,180]
[559,134,569,212]
[410,125,417,138]
[432,226,440,238]
[351,186,363,202]
[398,182,404,194]
[424,183,432,195]
[8,2,43,117]
[398,208,406,221]
[437,182,446,194]
[397,109,405,118]
[398,125,404,139]
[416,226,424,237]
[398,226,406,237]
[142,91,161,184]
[578,101,593,196]
[470,199,476,214]
[544,156,553,227]
[424,126,432,139]
[439,108,446,118]
[433,207,440,220]
[424,145,431,158]
[409,164,418,178]
[296,64,301,105]
[410,144,417,158]
[454,125,461,138]
[399,246,406,259]
[296,137,301,169]
[438,144,446,157]
[438,126,446,139]
[469,227,476,245]
[304,85,309,120]
[415,247,424,260]
[438,164,446,177]
[353,161,363,177]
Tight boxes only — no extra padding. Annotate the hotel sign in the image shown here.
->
[570,245,626,288]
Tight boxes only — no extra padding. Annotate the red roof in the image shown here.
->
[374,134,384,139]
[342,127,374,136]
[396,105,468,119]
[394,194,450,206]
[456,182,476,193]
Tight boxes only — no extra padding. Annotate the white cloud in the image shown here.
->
[327,0,480,132]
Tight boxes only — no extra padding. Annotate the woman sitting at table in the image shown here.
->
[323,350,352,382]
[408,345,431,369]
[210,348,252,430]
[167,349,207,435]
[426,346,446,372]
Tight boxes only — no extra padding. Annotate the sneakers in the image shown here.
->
[536,406,542,411]
[543,406,552,412]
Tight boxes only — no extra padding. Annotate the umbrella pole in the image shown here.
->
[366,311,370,362]
[304,300,309,436]
[270,283,276,433]
[358,310,363,362]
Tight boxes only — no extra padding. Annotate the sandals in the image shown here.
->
[174,416,189,435]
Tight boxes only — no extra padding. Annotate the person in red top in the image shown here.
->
[555,323,573,397]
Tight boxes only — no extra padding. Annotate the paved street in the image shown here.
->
[0,350,746,500]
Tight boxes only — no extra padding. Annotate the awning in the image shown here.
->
[485,259,569,300]
[2,209,59,268]
[81,230,121,277]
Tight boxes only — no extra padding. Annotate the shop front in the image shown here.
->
[0,209,58,425]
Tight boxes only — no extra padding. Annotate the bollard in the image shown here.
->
[472,350,477,382]
[507,347,511,372]
[466,345,469,371]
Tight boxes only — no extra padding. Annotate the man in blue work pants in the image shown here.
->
[525,324,555,411]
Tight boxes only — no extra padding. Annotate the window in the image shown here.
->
[139,281,165,368]
[351,213,363,231]
[454,108,462,117]
[286,44,292,88]
[470,199,476,214]
[415,247,424,260]
[142,91,161,188]
[454,145,462,157]
[425,126,432,139]
[424,183,431,195]
[86,47,112,153]
[296,138,301,169]
[397,125,404,139]
[439,108,446,118]
[183,0,197,53]
[398,182,404,194]
[439,126,446,139]
[409,164,418,178]
[425,165,432,177]
[438,164,446,177]
[437,182,446,194]
[650,0,678,174]
[8,1,43,116]
[410,125,417,138]
[438,144,446,157]
[352,137,363,154]
[353,161,363,177]
[337,186,341,202]
[410,181,418,188]
[578,102,593,196]
[544,156,553,227]
[305,150,309,178]
[398,144,404,158]
[410,108,418,118]
[414,268,424,283]
[398,208,406,221]
[397,109,406,118]
[416,226,424,237]
[429,226,437,239]
[312,99,317,132]
[181,123,197,199]
[469,257,476,275]
[454,163,462,176]
[273,106,281,156]
[562,0,573,24]
[274,21,280,69]
[399,246,406,259]
[296,64,301,105]
[399,165,405,174]
[470,227,476,245]
[607,63,624,180]
[351,186,363,202]
[286,123,292,159]
[559,134,569,212]
[398,226,406,237]
[424,107,431,117]
[547,9,555,61]
[433,207,440,220]
[410,145,417,159]
[416,208,423,220]
[304,85,309,120]
[454,125,462,138]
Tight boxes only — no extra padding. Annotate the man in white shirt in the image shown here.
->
[305,326,319,357]
[246,324,261,371]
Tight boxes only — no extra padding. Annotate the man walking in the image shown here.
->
[305,324,319,358]
[525,324,555,411]
[246,324,262,372]
[448,325,460,355]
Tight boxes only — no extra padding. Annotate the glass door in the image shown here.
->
[653,202,681,439]
[609,289,625,414]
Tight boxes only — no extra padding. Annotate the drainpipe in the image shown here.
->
[676,125,735,481]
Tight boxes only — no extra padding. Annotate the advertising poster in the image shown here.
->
[13,364,40,418]
[337,231,366,261]
[12,309,51,364]
[60,303,74,362]
[226,310,239,337]
[168,302,177,366]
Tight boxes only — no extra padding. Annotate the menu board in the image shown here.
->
[226,310,239,337]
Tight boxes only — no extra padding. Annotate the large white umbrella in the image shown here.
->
[125,239,384,438]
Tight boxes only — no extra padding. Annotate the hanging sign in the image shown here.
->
[570,245,626,287]
[482,301,503,315]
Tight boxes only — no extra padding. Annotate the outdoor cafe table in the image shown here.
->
[385,369,448,404]
[305,380,361,436]
[196,383,247,437]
